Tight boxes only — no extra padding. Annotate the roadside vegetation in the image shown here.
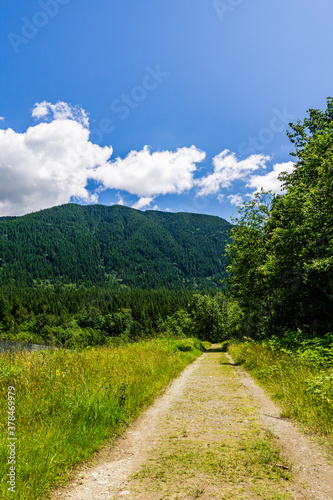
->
[217,99,333,453]
[225,98,333,340]
[0,337,205,500]
[228,333,333,452]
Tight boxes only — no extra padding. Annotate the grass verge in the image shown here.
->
[228,342,333,454]
[0,337,204,499]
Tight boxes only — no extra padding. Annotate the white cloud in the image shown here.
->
[196,150,269,196]
[0,102,207,216]
[0,101,295,218]
[246,161,295,194]
[0,117,4,122]
[92,145,206,197]
[115,193,125,206]
[132,196,155,210]
[0,115,112,216]
[228,193,244,206]
[32,101,89,128]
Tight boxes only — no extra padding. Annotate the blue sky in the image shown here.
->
[0,0,332,220]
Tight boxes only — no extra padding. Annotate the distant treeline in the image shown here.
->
[0,287,235,347]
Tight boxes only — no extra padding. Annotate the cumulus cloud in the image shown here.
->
[132,196,155,210]
[246,161,294,194]
[228,193,244,206]
[115,193,125,206]
[0,116,112,216]
[196,150,269,196]
[92,145,206,197]
[32,101,89,128]
[0,102,207,216]
[0,101,294,218]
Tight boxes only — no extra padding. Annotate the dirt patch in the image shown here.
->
[52,348,333,500]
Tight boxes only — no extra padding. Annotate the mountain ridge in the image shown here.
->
[0,204,232,289]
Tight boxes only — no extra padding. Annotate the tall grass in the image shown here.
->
[229,342,333,453]
[0,337,204,499]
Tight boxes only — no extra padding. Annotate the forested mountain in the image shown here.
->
[0,204,231,289]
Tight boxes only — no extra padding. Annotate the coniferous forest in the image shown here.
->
[0,205,231,289]
[0,206,232,346]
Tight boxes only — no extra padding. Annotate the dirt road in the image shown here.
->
[53,348,333,500]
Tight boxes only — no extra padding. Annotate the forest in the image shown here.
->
[0,204,231,289]
[0,99,332,348]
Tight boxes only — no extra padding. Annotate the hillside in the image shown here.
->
[0,204,231,289]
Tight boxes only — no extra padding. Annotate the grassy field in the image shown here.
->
[229,341,333,454]
[0,337,205,499]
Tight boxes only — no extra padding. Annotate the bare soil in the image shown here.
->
[52,347,333,500]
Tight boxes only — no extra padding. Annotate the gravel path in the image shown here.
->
[225,353,333,500]
[52,347,333,500]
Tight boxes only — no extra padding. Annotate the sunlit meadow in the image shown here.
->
[0,337,204,499]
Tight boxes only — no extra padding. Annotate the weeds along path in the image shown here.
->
[53,347,333,500]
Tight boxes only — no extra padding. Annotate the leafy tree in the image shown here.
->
[225,192,273,336]
[190,293,227,342]
[227,98,333,337]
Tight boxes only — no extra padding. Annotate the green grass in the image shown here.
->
[0,337,204,499]
[229,342,333,453]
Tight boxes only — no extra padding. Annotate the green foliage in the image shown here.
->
[0,286,236,346]
[305,372,333,408]
[0,339,202,499]
[162,309,195,338]
[226,98,333,338]
[0,287,197,347]
[0,204,231,290]
[159,292,237,343]
[190,293,226,342]
[228,341,333,447]
[262,331,333,367]
[173,337,206,352]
